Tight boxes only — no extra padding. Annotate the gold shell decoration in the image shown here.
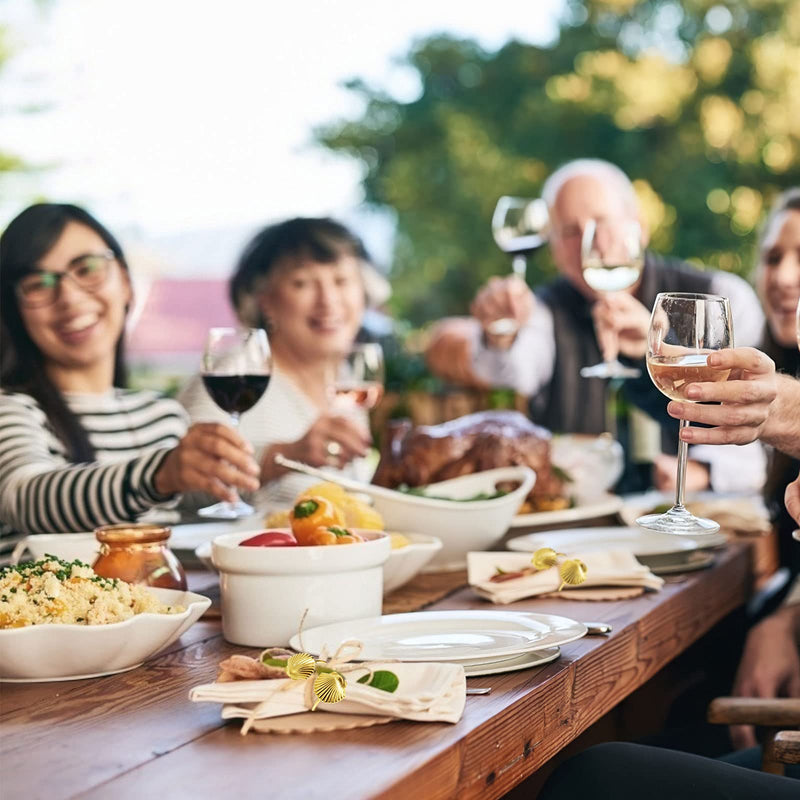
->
[285,652,316,680]
[558,558,588,591]
[312,671,347,709]
[531,547,560,570]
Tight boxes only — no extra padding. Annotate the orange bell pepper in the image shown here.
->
[290,496,344,545]
[304,526,364,546]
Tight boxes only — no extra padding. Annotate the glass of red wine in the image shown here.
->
[332,343,385,413]
[198,327,271,519]
[636,293,732,535]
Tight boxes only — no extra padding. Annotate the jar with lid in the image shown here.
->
[93,523,187,590]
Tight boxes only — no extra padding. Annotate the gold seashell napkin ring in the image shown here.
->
[312,671,347,710]
[286,652,316,680]
[558,558,588,591]
[531,547,562,570]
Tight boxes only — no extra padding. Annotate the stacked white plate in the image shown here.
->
[506,526,728,574]
[289,610,587,677]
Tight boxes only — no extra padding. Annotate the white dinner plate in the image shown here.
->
[464,647,561,676]
[290,610,587,662]
[506,526,727,557]
[169,519,258,552]
[510,493,623,529]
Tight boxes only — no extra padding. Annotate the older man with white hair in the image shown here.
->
[426,158,767,493]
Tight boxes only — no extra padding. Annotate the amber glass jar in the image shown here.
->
[93,524,187,590]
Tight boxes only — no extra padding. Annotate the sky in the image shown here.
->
[1,0,563,271]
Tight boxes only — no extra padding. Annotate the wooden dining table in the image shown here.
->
[1,542,751,800]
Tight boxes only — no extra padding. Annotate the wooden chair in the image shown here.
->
[708,697,800,775]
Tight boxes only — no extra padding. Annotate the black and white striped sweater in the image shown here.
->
[0,389,188,548]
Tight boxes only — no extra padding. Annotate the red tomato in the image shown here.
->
[239,531,298,547]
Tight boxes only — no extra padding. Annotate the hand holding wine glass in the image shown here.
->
[154,422,261,502]
[580,218,644,379]
[663,347,777,446]
[198,327,271,519]
[636,292,733,535]
[487,196,547,336]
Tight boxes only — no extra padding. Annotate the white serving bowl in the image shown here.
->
[196,532,442,596]
[11,533,100,566]
[370,466,535,570]
[382,533,442,594]
[551,433,624,494]
[211,529,391,647]
[0,588,211,682]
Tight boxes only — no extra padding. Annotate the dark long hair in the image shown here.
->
[0,203,130,462]
[229,217,372,328]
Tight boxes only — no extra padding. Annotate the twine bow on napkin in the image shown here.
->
[468,550,664,605]
[189,640,466,734]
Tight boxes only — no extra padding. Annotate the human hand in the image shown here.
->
[154,422,261,501]
[786,470,800,527]
[425,318,487,387]
[666,348,778,445]
[470,275,534,349]
[731,608,800,749]
[653,454,710,493]
[591,292,650,361]
[280,414,370,471]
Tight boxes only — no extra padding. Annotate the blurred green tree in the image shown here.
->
[0,25,27,181]
[317,0,800,326]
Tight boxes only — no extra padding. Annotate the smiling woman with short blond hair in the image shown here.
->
[178,217,380,509]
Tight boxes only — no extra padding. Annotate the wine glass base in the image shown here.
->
[197,500,255,520]
[580,360,641,379]
[636,508,720,536]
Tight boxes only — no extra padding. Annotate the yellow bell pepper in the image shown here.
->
[290,496,344,545]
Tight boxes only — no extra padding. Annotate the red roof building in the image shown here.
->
[126,278,239,368]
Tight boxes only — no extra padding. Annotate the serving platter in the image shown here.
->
[509,493,623,529]
[290,610,587,663]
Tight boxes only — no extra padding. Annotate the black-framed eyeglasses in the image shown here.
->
[15,250,117,308]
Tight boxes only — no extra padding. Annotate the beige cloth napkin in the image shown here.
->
[683,499,771,538]
[189,661,466,724]
[468,550,664,605]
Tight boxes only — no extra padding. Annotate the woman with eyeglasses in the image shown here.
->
[0,203,260,547]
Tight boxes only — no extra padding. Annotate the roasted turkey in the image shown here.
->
[372,410,567,509]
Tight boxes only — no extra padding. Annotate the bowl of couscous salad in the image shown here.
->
[0,556,210,681]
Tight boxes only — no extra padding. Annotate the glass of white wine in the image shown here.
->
[636,292,733,535]
[332,343,385,413]
[579,218,644,380]
[487,196,548,336]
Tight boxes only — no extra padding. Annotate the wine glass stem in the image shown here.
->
[600,319,619,365]
[675,419,690,508]
[227,412,241,505]
[511,254,526,278]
